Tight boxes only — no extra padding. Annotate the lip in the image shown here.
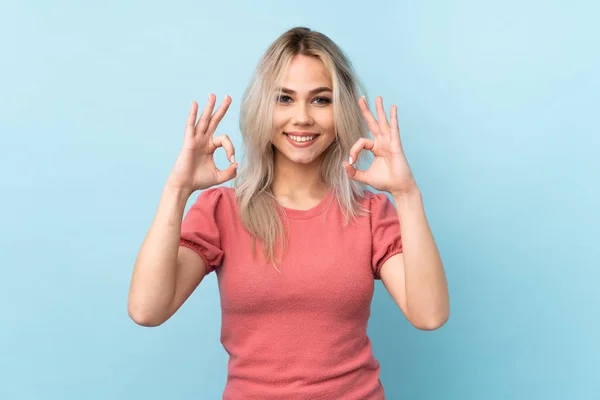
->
[284,132,319,148]
[284,131,320,137]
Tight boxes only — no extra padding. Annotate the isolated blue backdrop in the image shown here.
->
[1,1,598,399]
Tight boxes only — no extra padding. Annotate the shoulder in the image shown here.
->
[351,190,398,233]
[194,185,235,201]
[190,185,238,215]
[354,189,395,212]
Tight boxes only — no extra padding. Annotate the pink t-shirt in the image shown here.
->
[180,186,402,399]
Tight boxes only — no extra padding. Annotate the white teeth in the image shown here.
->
[288,135,315,143]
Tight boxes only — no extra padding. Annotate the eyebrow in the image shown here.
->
[279,86,333,95]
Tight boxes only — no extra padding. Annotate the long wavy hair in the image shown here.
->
[234,27,371,265]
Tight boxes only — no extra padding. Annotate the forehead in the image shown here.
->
[282,54,331,89]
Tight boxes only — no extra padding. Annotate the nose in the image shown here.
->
[291,103,313,125]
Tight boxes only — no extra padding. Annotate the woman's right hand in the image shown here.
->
[167,94,238,194]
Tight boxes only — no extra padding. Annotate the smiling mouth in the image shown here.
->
[283,133,319,143]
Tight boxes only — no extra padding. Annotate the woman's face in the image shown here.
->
[271,54,336,165]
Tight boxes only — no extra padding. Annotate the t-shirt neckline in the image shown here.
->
[279,189,334,220]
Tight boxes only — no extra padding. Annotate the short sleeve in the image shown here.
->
[370,193,403,279]
[179,188,225,274]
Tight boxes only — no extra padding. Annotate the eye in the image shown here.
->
[277,95,292,103]
[313,96,332,105]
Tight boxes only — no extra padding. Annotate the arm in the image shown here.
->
[346,95,449,331]
[127,95,236,327]
[127,184,207,327]
[380,189,449,330]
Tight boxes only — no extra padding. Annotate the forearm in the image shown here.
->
[128,183,192,324]
[393,190,449,327]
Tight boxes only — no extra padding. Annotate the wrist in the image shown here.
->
[392,187,422,206]
[164,180,194,200]
[390,181,421,200]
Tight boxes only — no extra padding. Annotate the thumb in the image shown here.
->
[343,161,368,184]
[215,162,239,184]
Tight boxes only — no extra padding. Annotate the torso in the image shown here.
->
[212,187,386,399]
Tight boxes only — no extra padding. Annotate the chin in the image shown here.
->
[291,155,320,164]
[281,150,321,165]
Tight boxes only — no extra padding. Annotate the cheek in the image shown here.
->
[271,115,286,143]
[272,112,288,133]
[317,111,335,133]
[272,115,281,129]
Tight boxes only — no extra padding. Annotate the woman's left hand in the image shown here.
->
[344,96,418,197]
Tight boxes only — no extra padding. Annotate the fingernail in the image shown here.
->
[349,156,353,165]
[231,155,235,163]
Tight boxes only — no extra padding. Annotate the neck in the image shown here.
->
[271,151,328,199]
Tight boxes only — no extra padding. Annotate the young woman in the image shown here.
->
[128,27,449,399]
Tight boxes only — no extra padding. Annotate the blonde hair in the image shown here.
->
[234,26,371,265]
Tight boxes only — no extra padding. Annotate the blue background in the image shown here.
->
[1,0,598,399]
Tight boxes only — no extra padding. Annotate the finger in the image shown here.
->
[343,161,368,184]
[195,93,217,134]
[210,134,236,163]
[205,95,232,136]
[186,101,198,128]
[184,101,199,138]
[375,96,390,133]
[358,96,381,136]
[215,162,239,184]
[390,104,401,144]
[348,138,375,166]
